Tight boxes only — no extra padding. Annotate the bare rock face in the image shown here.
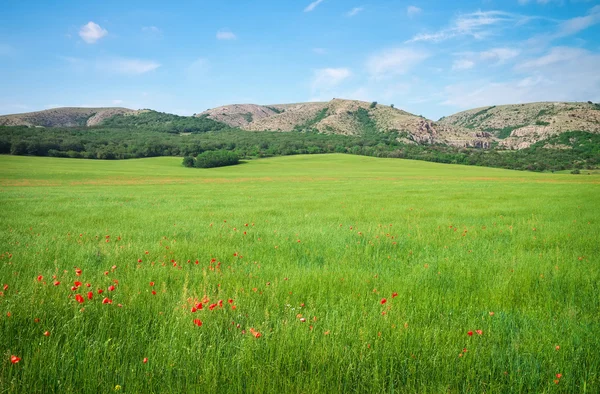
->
[197,104,277,128]
[439,101,600,149]
[0,107,134,127]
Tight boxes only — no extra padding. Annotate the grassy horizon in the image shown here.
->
[1,154,599,393]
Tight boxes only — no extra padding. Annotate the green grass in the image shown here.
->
[1,154,599,393]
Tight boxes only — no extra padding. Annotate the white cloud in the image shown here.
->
[366,48,429,78]
[442,46,600,109]
[452,59,475,70]
[407,6,422,18]
[346,7,364,17]
[311,68,352,92]
[304,0,325,12]
[556,5,600,37]
[407,10,527,43]
[79,21,108,44]
[142,26,161,34]
[216,29,236,40]
[97,58,160,75]
[480,48,520,63]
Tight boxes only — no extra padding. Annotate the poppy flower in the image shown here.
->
[380,298,387,305]
[53,281,60,286]
[556,373,562,379]
[195,303,203,310]
[74,281,82,288]
[75,268,82,276]
[102,297,112,304]
[228,299,233,304]
[143,358,148,364]
[87,291,93,300]
[97,289,103,294]
[193,319,202,327]
[555,345,560,351]
[476,330,483,335]
[191,307,197,313]
[151,290,157,295]
[209,303,217,311]
[392,292,398,298]
[218,300,223,308]
[44,331,50,337]
[149,282,155,287]
[467,331,473,336]
[75,294,84,304]
[3,284,11,291]
[10,355,20,364]
[37,275,43,282]
[108,285,115,292]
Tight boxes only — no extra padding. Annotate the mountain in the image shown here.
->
[438,101,600,149]
[0,107,135,128]
[199,98,494,148]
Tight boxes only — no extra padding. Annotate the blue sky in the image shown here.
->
[1,0,599,120]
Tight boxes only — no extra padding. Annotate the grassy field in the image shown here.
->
[0,154,599,393]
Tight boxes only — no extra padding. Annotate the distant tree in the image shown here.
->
[390,104,394,108]
[588,101,593,105]
[370,101,377,109]
[182,156,195,167]
[194,150,239,168]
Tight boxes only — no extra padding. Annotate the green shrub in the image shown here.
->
[194,150,240,168]
[370,101,377,109]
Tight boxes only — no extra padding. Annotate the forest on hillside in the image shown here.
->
[0,110,598,172]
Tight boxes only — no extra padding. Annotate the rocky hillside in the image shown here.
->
[0,107,135,127]
[438,102,600,149]
[199,99,494,148]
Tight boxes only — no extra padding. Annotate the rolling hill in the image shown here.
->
[0,107,135,128]
[199,98,494,148]
[438,101,600,149]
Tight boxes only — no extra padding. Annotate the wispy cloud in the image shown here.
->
[98,58,161,75]
[452,59,475,70]
[346,7,364,17]
[142,26,161,34]
[407,10,528,43]
[216,29,236,40]
[407,6,422,18]
[366,48,429,78]
[442,46,600,109]
[311,68,352,92]
[555,5,600,37]
[480,48,520,63]
[304,0,325,12]
[79,21,108,44]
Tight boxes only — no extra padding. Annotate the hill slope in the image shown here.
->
[439,101,600,149]
[0,107,136,128]
[199,98,494,148]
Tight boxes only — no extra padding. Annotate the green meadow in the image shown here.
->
[0,154,599,393]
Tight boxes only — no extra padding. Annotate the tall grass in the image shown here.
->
[1,154,598,393]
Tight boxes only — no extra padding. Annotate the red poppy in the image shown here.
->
[149,282,155,286]
[37,275,43,282]
[138,259,142,263]
[97,289,103,294]
[209,303,217,311]
[102,297,112,304]
[75,268,82,276]
[75,294,84,304]
[74,281,82,288]
[44,331,50,337]
[143,358,148,363]
[191,307,197,313]
[392,292,398,298]
[195,303,203,310]
[108,285,115,292]
[467,331,473,336]
[193,319,203,327]
[87,291,93,300]
[151,290,156,295]
[380,298,387,305]
[218,300,223,308]
[556,373,562,379]
[10,355,20,364]
[53,281,60,286]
